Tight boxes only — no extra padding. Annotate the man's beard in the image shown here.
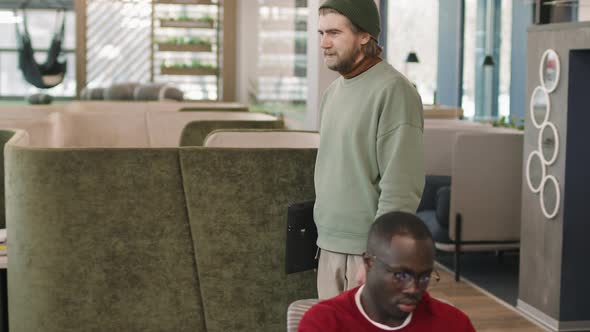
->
[326,45,362,73]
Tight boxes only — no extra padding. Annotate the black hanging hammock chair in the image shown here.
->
[14,9,67,89]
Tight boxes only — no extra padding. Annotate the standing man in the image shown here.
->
[314,0,425,299]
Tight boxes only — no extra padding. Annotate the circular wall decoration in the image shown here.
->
[540,175,560,219]
[539,49,560,93]
[526,151,546,193]
[538,122,559,166]
[529,49,562,221]
[530,86,550,129]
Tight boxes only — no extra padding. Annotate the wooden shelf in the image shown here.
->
[157,43,212,52]
[160,19,214,29]
[161,67,218,76]
[155,0,216,5]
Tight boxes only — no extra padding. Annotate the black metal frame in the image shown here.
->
[454,213,462,282]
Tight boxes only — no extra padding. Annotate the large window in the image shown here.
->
[0,10,76,98]
[462,0,511,120]
[253,0,308,122]
[387,0,438,105]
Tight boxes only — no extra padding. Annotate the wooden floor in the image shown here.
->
[429,264,546,332]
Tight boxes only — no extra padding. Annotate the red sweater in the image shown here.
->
[298,287,476,332]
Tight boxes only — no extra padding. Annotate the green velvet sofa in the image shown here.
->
[4,123,317,331]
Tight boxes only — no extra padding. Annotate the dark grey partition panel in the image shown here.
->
[519,22,590,331]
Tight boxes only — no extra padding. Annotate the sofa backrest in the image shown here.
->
[66,101,248,113]
[66,101,149,112]
[148,111,279,147]
[5,142,206,332]
[448,131,524,242]
[423,121,503,176]
[180,147,317,332]
[180,120,284,147]
[0,105,278,148]
[203,130,320,148]
[0,112,62,147]
[0,105,65,115]
[177,102,248,112]
[60,111,151,147]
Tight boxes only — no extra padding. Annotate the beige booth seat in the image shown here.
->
[423,120,519,176]
[420,122,523,280]
[147,111,277,147]
[445,131,523,248]
[0,101,249,114]
[66,101,248,112]
[0,108,278,148]
[423,121,493,176]
[0,104,66,115]
[60,111,151,147]
[204,130,320,148]
[0,112,62,147]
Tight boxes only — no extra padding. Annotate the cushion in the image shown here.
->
[417,175,451,211]
[104,82,140,100]
[27,93,53,105]
[134,83,184,101]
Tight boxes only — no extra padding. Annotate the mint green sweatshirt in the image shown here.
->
[314,61,425,255]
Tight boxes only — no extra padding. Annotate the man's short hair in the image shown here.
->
[366,211,433,254]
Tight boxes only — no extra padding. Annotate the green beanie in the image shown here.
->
[319,0,381,40]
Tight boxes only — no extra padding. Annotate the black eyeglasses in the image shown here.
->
[371,255,440,289]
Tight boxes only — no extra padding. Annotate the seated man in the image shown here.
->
[298,211,475,331]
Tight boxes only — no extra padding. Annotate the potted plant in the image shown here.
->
[157,36,213,52]
[160,59,218,76]
[160,15,215,28]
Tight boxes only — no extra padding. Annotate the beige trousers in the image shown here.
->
[316,249,364,299]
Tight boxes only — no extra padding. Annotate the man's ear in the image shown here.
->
[362,252,373,271]
[359,32,371,46]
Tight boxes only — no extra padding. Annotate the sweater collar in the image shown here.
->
[356,285,413,330]
[342,56,382,79]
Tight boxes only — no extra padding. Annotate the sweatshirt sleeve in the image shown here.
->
[376,124,424,217]
[375,78,425,217]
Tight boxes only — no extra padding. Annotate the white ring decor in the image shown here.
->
[526,151,546,194]
[538,122,559,166]
[530,86,550,129]
[540,175,560,219]
[539,49,560,93]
